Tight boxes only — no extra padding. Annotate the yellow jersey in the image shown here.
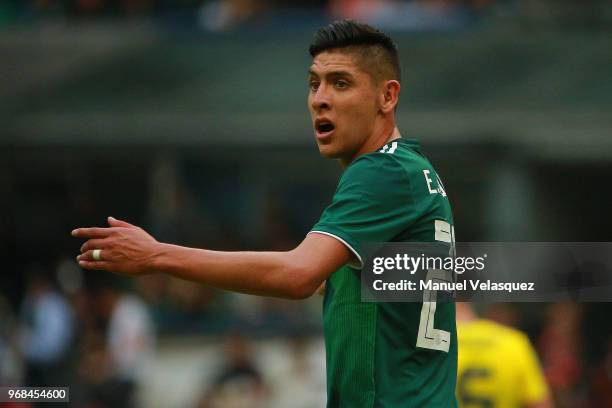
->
[457,319,549,408]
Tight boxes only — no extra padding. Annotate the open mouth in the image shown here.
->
[316,120,335,138]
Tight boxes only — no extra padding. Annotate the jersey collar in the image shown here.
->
[381,138,421,152]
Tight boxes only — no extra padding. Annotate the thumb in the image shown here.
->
[108,216,137,229]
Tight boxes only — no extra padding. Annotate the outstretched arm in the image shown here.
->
[72,217,350,299]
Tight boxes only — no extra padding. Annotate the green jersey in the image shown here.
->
[310,138,457,407]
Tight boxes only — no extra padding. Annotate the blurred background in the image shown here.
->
[1,0,611,407]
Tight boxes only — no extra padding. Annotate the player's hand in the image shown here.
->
[72,216,160,276]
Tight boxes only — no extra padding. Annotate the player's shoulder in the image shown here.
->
[488,320,530,346]
[462,319,531,348]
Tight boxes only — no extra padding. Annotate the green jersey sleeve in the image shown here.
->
[310,153,417,268]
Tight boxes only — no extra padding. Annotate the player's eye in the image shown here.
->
[309,81,320,92]
[335,80,349,89]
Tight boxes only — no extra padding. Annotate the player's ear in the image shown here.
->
[379,80,400,114]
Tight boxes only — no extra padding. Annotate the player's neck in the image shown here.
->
[340,124,401,169]
[456,303,478,323]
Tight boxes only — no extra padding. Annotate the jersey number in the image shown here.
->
[458,367,494,408]
[416,220,454,352]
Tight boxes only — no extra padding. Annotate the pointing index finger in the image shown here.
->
[71,227,112,239]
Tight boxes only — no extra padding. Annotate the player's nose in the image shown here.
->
[310,85,331,112]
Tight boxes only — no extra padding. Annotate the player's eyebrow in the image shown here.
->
[308,69,355,80]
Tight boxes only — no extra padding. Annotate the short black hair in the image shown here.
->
[309,19,401,83]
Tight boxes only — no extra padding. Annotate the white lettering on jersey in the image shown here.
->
[424,169,448,197]
[423,170,438,195]
[436,174,447,197]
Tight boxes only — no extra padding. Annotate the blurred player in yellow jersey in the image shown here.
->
[456,303,553,408]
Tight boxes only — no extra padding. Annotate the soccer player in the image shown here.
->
[456,303,552,408]
[73,20,457,407]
